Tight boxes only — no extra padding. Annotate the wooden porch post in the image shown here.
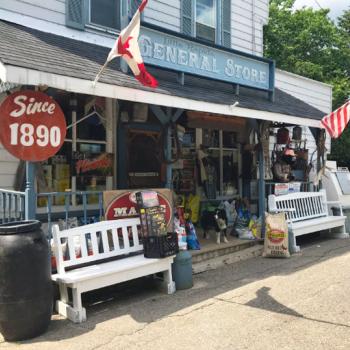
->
[150,106,183,189]
[25,161,36,220]
[258,122,266,237]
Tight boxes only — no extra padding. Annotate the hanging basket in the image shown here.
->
[277,127,289,144]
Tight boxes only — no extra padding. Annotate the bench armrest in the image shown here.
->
[325,201,343,216]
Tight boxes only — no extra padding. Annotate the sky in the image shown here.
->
[293,0,349,21]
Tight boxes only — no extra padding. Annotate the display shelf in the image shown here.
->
[208,147,238,151]
[200,194,239,202]
[172,138,196,193]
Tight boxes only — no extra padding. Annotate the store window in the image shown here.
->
[195,0,216,43]
[37,95,112,207]
[89,0,120,30]
[182,0,231,47]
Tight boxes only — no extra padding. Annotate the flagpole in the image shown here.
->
[93,60,109,87]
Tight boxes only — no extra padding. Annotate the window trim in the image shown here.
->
[194,0,220,44]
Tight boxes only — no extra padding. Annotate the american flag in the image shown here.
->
[321,100,350,138]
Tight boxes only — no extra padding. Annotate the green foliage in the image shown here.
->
[328,125,350,167]
[338,7,350,35]
[264,1,350,166]
[264,0,349,91]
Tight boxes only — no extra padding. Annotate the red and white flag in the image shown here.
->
[321,100,350,138]
[93,0,158,88]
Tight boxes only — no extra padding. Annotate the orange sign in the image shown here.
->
[0,90,66,161]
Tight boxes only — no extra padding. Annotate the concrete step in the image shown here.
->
[192,244,264,274]
[191,239,261,264]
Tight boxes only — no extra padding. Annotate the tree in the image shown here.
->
[338,7,350,35]
[264,1,350,108]
[264,1,350,166]
[327,8,350,166]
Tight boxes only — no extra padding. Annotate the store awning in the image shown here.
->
[0,20,325,128]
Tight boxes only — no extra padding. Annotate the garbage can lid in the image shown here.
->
[0,220,41,235]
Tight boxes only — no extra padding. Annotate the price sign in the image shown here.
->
[0,90,66,161]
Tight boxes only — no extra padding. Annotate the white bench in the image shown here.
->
[268,189,348,252]
[51,218,176,323]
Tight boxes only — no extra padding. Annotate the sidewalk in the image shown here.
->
[2,235,350,349]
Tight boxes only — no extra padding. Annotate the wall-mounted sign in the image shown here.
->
[0,90,66,161]
[72,152,113,176]
[104,188,174,231]
[274,182,301,196]
[140,26,274,92]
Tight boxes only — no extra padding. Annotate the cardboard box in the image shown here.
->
[54,164,70,179]
[53,179,71,205]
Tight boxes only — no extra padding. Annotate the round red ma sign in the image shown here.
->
[105,191,172,227]
[0,90,66,161]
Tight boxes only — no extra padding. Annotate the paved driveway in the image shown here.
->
[1,236,350,350]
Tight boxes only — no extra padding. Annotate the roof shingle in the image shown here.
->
[0,20,325,121]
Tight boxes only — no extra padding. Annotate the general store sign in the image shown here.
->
[0,90,66,161]
[140,27,274,91]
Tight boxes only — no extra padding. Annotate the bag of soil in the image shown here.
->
[263,212,290,258]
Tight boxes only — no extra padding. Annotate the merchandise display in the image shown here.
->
[136,191,167,237]
[184,210,200,250]
[270,125,311,188]
[172,129,196,193]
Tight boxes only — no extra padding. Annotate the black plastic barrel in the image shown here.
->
[0,221,52,341]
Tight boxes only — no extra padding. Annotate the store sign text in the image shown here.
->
[0,90,66,161]
[140,27,274,91]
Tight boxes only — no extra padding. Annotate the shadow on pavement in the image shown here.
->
[14,235,350,344]
[244,285,350,329]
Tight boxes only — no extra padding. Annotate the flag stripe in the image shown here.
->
[330,111,336,137]
[322,101,350,139]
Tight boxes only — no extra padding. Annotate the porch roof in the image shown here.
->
[0,20,325,128]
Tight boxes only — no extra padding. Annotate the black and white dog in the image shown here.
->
[201,208,228,244]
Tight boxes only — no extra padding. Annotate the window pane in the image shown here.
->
[90,0,120,30]
[196,23,216,43]
[196,0,216,28]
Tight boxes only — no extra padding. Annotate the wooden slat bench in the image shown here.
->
[268,189,348,252]
[51,218,176,323]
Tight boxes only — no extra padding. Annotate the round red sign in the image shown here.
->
[105,191,172,227]
[0,90,66,161]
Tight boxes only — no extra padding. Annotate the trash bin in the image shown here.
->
[343,208,350,233]
[332,207,350,233]
[172,250,193,290]
[0,221,52,341]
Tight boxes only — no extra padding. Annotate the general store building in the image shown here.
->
[0,0,332,238]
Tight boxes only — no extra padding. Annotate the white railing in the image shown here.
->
[0,189,26,223]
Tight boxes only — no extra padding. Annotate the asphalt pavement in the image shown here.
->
[1,234,350,350]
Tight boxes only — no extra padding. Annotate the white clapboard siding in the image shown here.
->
[143,0,181,32]
[0,146,19,190]
[0,0,65,26]
[276,69,332,114]
[0,0,269,56]
[0,94,19,190]
[0,0,180,48]
[231,0,269,56]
